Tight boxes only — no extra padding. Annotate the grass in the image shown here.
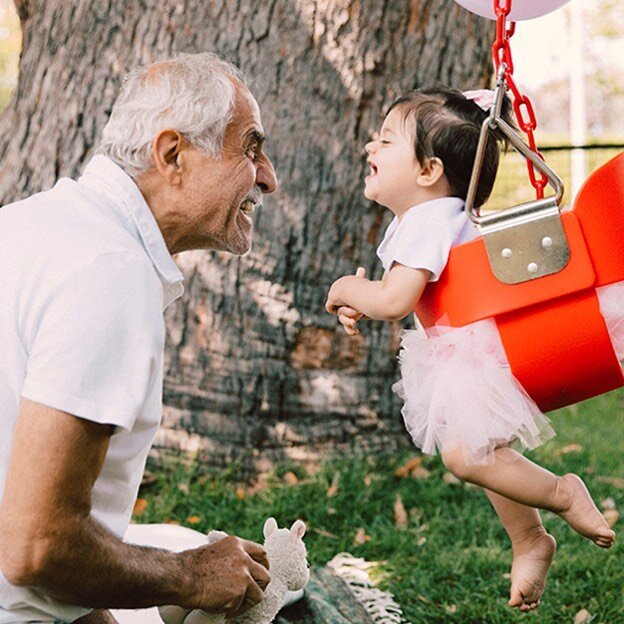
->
[135,389,624,624]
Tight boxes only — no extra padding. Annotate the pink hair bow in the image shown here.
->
[462,89,495,111]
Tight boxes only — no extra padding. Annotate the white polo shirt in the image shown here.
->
[0,155,184,623]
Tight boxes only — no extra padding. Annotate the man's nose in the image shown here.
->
[256,156,277,194]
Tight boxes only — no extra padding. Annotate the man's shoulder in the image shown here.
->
[1,179,154,277]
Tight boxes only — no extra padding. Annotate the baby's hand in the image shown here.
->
[325,267,367,316]
[338,306,364,335]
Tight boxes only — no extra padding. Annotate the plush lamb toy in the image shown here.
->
[158,518,309,624]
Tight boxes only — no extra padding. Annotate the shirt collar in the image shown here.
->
[78,155,184,307]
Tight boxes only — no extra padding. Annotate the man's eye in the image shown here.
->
[246,147,257,160]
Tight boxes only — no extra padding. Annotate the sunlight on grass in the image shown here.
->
[136,389,624,623]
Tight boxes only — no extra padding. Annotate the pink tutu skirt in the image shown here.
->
[393,279,624,465]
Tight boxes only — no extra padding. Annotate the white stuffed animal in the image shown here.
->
[159,518,309,624]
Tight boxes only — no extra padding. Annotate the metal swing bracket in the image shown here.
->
[465,68,569,285]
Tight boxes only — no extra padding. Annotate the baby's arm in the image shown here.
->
[326,263,429,322]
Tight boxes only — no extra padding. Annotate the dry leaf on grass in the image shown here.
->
[177,482,190,494]
[554,443,583,457]
[364,474,373,486]
[574,608,593,624]
[394,494,408,530]
[235,487,246,500]
[187,515,201,524]
[603,509,619,527]
[417,536,427,546]
[443,471,461,485]
[312,527,339,539]
[353,527,372,546]
[596,476,624,489]
[327,471,340,497]
[411,466,431,480]
[601,497,616,510]
[133,498,148,516]
[283,471,299,485]
[395,456,422,478]
[140,471,158,487]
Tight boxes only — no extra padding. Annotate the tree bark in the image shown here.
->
[0,0,493,474]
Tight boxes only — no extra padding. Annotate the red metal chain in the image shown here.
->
[492,0,548,198]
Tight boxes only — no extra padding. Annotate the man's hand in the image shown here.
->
[178,536,270,616]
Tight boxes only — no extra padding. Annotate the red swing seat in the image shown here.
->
[415,151,624,412]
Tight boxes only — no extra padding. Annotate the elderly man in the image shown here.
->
[0,53,277,623]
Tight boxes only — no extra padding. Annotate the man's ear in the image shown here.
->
[151,129,186,186]
[416,156,445,188]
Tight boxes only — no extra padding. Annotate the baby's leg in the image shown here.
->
[485,489,556,611]
[441,446,614,547]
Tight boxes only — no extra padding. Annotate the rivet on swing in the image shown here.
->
[541,236,553,249]
[527,262,538,273]
[501,248,513,259]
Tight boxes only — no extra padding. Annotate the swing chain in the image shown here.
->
[493,0,548,199]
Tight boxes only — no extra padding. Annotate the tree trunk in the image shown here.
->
[0,0,493,474]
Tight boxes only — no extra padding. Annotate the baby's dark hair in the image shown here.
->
[387,86,516,208]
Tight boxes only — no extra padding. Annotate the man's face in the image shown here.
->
[180,83,277,254]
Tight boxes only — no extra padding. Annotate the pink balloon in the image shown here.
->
[453,0,572,20]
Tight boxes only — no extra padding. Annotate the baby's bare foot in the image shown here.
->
[555,474,615,548]
[508,529,556,611]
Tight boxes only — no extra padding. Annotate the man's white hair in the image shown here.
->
[98,53,245,177]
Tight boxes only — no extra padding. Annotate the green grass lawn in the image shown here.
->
[136,389,624,623]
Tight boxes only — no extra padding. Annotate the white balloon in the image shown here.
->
[453,0,572,21]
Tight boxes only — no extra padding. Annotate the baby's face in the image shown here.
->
[364,107,422,215]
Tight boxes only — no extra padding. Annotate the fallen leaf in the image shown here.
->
[596,476,624,489]
[443,471,461,485]
[235,487,246,500]
[601,497,616,510]
[353,527,372,546]
[409,507,423,522]
[364,474,373,486]
[141,471,158,487]
[394,494,408,530]
[603,509,619,527]
[574,608,593,624]
[327,507,337,515]
[187,515,201,524]
[445,604,457,614]
[312,527,339,539]
[417,536,427,546]
[283,471,299,485]
[417,595,430,604]
[411,466,431,480]
[327,471,340,497]
[133,498,148,516]
[395,456,423,478]
[177,482,190,494]
[554,443,583,457]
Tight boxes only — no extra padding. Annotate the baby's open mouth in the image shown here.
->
[368,162,378,176]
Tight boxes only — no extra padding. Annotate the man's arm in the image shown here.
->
[0,399,269,614]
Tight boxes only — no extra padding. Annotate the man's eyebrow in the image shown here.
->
[246,130,266,145]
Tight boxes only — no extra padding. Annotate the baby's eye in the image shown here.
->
[380,139,390,145]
